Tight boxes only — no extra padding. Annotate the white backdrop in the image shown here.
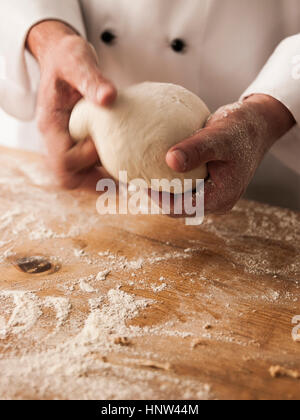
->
[0,109,19,149]
[0,108,43,152]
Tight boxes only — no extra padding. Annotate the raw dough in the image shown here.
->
[69,82,210,193]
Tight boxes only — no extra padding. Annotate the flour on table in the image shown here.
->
[151,283,167,293]
[77,289,151,346]
[96,270,111,282]
[0,291,42,338]
[74,249,86,258]
[79,279,98,294]
[1,152,300,400]
[44,297,72,328]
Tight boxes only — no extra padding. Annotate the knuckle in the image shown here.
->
[53,170,76,189]
[55,155,72,174]
[210,202,234,216]
[54,174,68,188]
[222,202,236,214]
[221,193,241,214]
[205,191,237,215]
[58,178,75,190]
[46,152,71,175]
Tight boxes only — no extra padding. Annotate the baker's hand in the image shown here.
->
[166,94,295,215]
[27,21,117,188]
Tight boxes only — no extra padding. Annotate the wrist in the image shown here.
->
[26,20,79,64]
[245,94,295,146]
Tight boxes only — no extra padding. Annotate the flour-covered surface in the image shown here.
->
[0,147,300,400]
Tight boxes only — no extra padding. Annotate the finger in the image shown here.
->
[61,51,117,107]
[75,167,107,191]
[43,129,97,177]
[43,151,83,189]
[64,136,100,173]
[37,77,80,141]
[204,163,242,215]
[166,127,230,173]
[204,177,227,215]
[47,158,101,190]
[147,190,184,218]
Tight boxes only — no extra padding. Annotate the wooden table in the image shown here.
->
[0,146,299,400]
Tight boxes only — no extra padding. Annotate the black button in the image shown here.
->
[101,30,116,45]
[171,38,187,53]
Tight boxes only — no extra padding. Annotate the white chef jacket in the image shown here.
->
[0,0,300,208]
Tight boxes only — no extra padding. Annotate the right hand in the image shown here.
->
[27,21,117,188]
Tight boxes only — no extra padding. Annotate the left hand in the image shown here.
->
[165,94,295,216]
[26,20,117,189]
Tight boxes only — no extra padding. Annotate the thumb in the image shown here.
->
[62,50,117,107]
[166,127,228,173]
[78,68,117,107]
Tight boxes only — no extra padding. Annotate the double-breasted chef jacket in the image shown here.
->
[0,0,300,209]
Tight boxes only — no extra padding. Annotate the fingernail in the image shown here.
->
[171,150,188,171]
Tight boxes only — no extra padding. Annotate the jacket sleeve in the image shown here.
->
[0,0,86,121]
[242,34,300,124]
[241,34,300,174]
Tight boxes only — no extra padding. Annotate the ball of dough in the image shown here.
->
[69,82,210,193]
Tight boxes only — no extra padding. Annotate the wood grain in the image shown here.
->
[0,146,299,400]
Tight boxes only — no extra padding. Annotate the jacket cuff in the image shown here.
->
[241,35,300,125]
[0,0,85,120]
[18,0,86,40]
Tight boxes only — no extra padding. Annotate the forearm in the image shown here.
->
[26,20,78,62]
